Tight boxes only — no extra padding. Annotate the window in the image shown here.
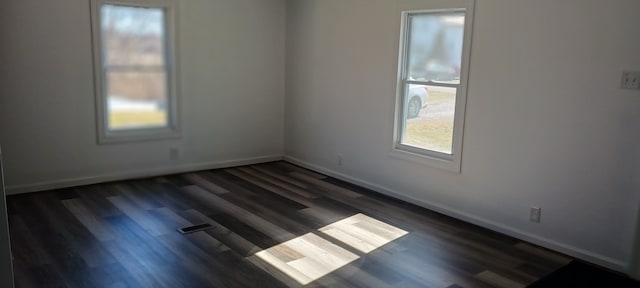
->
[394,2,474,172]
[91,0,178,143]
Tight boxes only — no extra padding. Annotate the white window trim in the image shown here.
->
[90,0,180,144]
[391,0,475,173]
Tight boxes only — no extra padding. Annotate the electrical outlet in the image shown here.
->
[621,71,640,90]
[530,207,541,223]
[169,148,179,161]
[337,154,343,166]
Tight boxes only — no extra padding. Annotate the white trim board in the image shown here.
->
[6,155,283,195]
[630,203,640,280]
[283,155,628,273]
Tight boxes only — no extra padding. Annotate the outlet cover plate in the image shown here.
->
[621,71,640,90]
[530,207,541,223]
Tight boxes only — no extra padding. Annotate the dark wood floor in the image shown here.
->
[7,161,572,287]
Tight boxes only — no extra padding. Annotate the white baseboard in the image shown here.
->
[6,154,283,195]
[283,155,628,273]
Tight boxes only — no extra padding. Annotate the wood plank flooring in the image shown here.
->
[7,161,572,287]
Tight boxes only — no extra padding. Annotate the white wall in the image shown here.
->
[0,0,286,193]
[285,0,640,272]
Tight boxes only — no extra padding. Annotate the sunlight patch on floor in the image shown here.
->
[254,213,408,285]
[319,213,408,253]
[255,233,358,285]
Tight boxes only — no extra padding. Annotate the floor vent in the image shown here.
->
[177,223,214,234]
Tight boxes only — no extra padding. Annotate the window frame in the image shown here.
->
[90,0,180,144]
[392,1,475,172]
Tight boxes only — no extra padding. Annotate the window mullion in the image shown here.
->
[405,80,460,88]
[104,65,167,72]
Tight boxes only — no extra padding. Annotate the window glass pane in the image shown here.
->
[407,12,464,83]
[402,85,456,154]
[106,71,168,130]
[101,4,165,66]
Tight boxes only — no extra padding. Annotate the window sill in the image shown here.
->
[98,128,180,144]
[389,146,461,173]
